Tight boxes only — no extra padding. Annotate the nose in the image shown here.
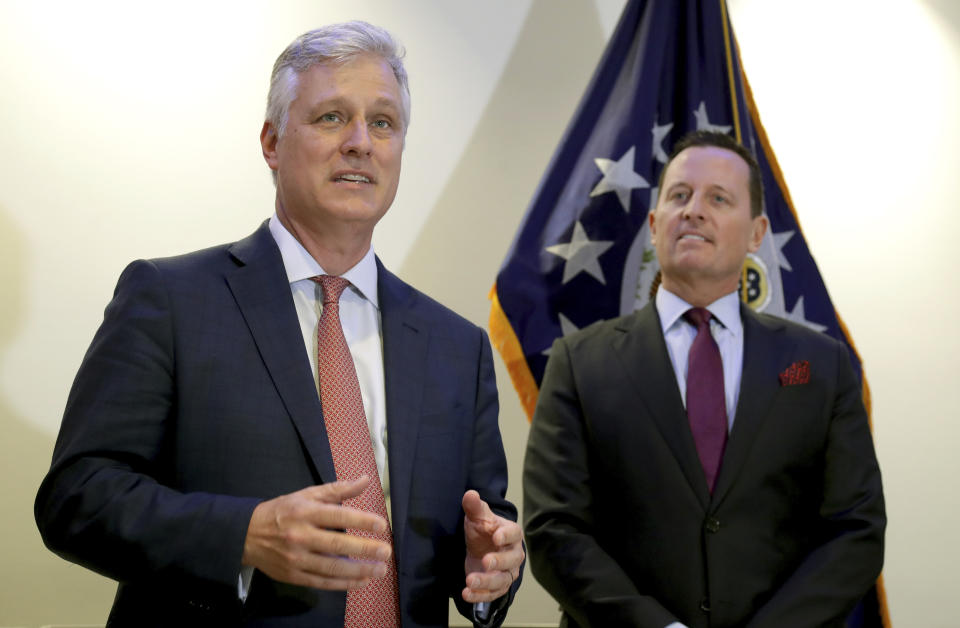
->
[341,117,372,156]
[681,192,706,221]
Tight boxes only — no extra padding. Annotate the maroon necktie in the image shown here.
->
[313,275,400,628]
[684,307,728,493]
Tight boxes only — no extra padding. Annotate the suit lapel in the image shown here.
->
[376,261,428,567]
[613,304,711,508]
[711,306,792,506]
[224,222,337,483]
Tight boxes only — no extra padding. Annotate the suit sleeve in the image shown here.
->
[746,340,885,627]
[451,328,523,628]
[34,260,261,592]
[523,338,679,628]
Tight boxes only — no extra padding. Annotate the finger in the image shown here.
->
[307,476,372,504]
[300,550,389,581]
[489,518,523,547]
[465,567,513,593]
[312,527,392,562]
[461,490,493,523]
[461,570,513,603]
[306,575,373,591]
[462,586,507,604]
[309,501,389,536]
[479,542,524,573]
[288,570,377,591]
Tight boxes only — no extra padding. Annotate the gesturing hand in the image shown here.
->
[461,490,524,604]
[242,476,392,590]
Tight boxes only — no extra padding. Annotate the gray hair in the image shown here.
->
[266,21,411,140]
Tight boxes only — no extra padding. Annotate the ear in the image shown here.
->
[649,207,659,245]
[748,214,769,253]
[260,121,279,171]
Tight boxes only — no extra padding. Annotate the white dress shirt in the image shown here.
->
[268,215,390,502]
[656,287,745,429]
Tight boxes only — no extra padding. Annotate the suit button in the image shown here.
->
[705,517,721,533]
[700,597,711,612]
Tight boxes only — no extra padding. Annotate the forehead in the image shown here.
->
[662,145,750,191]
[294,53,402,108]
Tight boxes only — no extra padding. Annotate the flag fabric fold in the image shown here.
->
[489,0,889,625]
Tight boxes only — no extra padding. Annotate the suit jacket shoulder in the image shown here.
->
[375,259,486,337]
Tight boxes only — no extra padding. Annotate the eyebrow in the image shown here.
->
[663,182,691,195]
[708,184,736,198]
[662,182,739,202]
[370,96,401,113]
[306,96,401,117]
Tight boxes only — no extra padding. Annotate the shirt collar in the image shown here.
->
[268,213,379,308]
[655,286,742,337]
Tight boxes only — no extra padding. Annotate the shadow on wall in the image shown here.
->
[397,0,610,326]
[0,206,115,625]
[925,0,960,36]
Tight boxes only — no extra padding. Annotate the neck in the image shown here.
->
[276,199,372,276]
[660,275,738,308]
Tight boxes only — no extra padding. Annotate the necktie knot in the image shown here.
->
[312,275,351,305]
[684,307,713,331]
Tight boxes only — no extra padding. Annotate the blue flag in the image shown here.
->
[489,0,889,625]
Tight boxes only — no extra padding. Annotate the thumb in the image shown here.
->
[462,490,492,522]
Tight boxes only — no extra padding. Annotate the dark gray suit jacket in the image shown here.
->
[524,302,884,628]
[36,222,520,627]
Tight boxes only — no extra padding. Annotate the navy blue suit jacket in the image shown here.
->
[524,302,884,628]
[36,222,519,627]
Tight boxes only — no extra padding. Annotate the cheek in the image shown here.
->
[382,143,403,167]
[381,153,403,187]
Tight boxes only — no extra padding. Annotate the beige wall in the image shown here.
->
[0,0,956,626]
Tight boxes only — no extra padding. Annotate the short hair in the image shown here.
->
[656,130,764,218]
[266,21,411,140]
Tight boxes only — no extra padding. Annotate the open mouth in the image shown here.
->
[679,233,707,242]
[335,173,372,184]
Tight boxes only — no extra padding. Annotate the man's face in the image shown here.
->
[650,145,767,295]
[262,53,404,234]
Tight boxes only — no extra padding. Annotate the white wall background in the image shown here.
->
[0,0,956,625]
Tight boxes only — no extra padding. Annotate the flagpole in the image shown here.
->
[719,0,742,143]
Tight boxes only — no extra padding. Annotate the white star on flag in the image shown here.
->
[651,122,673,163]
[545,220,614,285]
[773,230,795,271]
[693,101,731,133]
[542,313,581,356]
[785,296,828,333]
[590,146,649,212]
[558,312,580,336]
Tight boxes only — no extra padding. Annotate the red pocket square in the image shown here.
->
[779,360,810,386]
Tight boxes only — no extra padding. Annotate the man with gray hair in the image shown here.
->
[36,21,523,627]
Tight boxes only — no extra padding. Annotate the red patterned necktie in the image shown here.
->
[313,275,400,627]
[684,307,728,493]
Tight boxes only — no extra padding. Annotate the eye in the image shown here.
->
[318,112,340,123]
[713,194,729,204]
[371,119,392,129]
[671,190,689,202]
